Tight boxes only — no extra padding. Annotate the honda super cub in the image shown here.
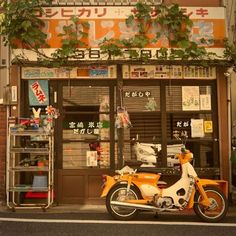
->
[101,146,228,222]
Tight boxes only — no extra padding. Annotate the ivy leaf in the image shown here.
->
[125,15,134,27]
[22,21,31,31]
[81,21,90,29]
[177,40,191,48]
[125,49,139,59]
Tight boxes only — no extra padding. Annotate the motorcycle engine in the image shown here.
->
[154,195,173,208]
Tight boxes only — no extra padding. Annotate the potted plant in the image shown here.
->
[36,156,48,167]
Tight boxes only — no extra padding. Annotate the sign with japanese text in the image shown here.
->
[191,119,204,138]
[14,6,226,61]
[36,6,225,49]
[123,65,216,79]
[124,91,151,98]
[22,65,216,80]
[28,80,49,106]
[86,151,98,167]
[200,94,212,110]
[67,120,109,135]
[22,66,116,79]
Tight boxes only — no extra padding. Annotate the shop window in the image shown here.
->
[122,85,161,166]
[122,83,218,169]
[62,86,111,169]
[63,141,110,168]
[123,86,160,112]
[184,142,217,168]
[166,84,218,168]
[168,113,214,140]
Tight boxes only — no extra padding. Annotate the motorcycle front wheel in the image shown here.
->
[193,186,228,223]
[106,184,142,220]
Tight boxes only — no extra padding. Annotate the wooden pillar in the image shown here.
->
[217,69,229,182]
[116,64,124,169]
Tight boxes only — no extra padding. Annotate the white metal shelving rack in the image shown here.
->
[6,129,54,211]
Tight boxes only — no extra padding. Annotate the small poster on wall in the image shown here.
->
[182,86,200,111]
[204,121,213,133]
[28,80,49,106]
[200,94,211,110]
[86,151,98,167]
[191,119,204,138]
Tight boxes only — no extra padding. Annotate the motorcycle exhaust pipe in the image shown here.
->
[111,201,157,211]
[110,201,178,212]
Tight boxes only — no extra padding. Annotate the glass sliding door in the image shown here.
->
[62,85,114,169]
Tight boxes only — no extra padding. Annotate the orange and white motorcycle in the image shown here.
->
[101,146,228,222]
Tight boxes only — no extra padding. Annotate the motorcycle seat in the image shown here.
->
[136,167,162,174]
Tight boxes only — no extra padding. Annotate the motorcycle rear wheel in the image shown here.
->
[106,184,142,220]
[193,186,228,223]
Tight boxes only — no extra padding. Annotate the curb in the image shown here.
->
[1,204,236,216]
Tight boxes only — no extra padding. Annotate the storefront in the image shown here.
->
[2,1,230,205]
[13,63,228,204]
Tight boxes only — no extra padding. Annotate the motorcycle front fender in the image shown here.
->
[100,175,117,198]
[195,178,220,207]
[197,178,219,187]
[187,178,219,208]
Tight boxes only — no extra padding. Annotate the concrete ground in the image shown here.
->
[0,202,236,216]
[0,189,235,215]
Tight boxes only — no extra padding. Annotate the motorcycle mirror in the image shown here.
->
[181,147,186,153]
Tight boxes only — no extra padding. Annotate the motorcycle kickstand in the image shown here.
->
[154,212,159,219]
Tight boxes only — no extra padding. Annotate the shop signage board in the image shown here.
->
[28,80,49,106]
[22,65,216,79]
[22,65,116,79]
[14,6,226,61]
[123,65,216,79]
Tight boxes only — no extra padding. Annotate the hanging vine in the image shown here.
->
[99,2,217,62]
[0,0,233,67]
[0,0,52,53]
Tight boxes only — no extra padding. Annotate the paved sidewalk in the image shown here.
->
[1,203,236,216]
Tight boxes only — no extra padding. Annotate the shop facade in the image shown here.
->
[9,62,227,205]
[0,0,231,205]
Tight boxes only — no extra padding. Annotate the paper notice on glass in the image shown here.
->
[191,119,204,138]
[182,86,200,111]
[204,121,213,133]
[86,151,98,167]
[200,94,211,110]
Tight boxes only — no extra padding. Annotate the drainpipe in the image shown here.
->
[5,0,11,205]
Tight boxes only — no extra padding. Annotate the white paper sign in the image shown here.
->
[200,94,211,110]
[86,151,98,167]
[191,119,204,138]
[182,86,200,111]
